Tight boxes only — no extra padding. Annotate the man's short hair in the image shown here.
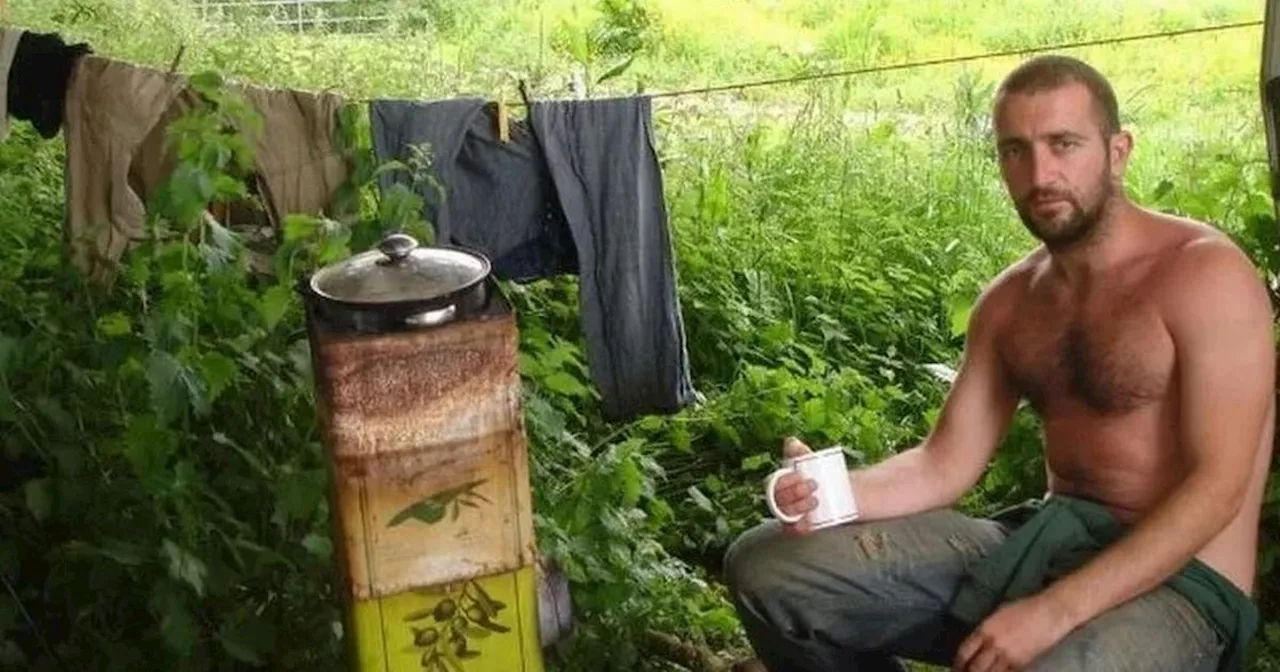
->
[996,54,1121,136]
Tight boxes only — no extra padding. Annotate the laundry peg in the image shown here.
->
[497,93,510,143]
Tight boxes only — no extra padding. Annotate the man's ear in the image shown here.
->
[1110,130,1134,180]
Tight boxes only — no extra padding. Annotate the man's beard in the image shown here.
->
[1015,174,1113,251]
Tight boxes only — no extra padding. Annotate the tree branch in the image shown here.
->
[641,629,732,672]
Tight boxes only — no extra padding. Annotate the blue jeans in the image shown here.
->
[723,510,1224,671]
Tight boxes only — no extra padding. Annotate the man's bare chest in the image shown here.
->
[997,290,1176,415]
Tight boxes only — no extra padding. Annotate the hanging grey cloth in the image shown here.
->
[527,96,696,421]
[369,95,696,421]
[369,98,577,282]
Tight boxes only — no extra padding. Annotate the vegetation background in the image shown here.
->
[0,0,1276,670]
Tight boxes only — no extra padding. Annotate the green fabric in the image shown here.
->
[948,496,1259,672]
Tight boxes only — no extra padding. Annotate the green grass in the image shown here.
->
[1,0,1277,670]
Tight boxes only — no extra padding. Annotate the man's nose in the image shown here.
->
[1029,146,1058,189]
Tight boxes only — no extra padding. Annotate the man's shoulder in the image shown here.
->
[968,253,1042,332]
[1151,213,1259,291]
[1148,213,1272,332]
[984,250,1043,300]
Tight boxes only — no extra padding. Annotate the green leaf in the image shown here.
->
[800,397,827,431]
[282,213,321,243]
[122,414,177,479]
[671,423,692,453]
[147,350,208,423]
[542,371,589,397]
[378,184,425,232]
[947,292,975,338]
[203,214,240,264]
[711,419,742,447]
[212,174,247,200]
[259,284,293,331]
[34,396,75,438]
[316,230,351,263]
[687,485,715,513]
[49,444,83,479]
[301,533,333,559]
[276,468,327,522]
[23,478,51,522]
[94,539,147,566]
[371,159,410,178]
[219,615,275,666]
[596,54,636,84]
[189,70,224,93]
[0,334,16,376]
[96,312,133,337]
[288,338,312,379]
[740,452,774,472]
[162,540,208,598]
[517,352,544,377]
[761,321,793,345]
[198,352,237,402]
[617,457,643,508]
[387,500,448,528]
[151,583,198,656]
[0,386,14,423]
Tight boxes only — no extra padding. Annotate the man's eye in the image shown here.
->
[1053,139,1077,150]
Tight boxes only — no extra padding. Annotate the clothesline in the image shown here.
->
[145,18,1261,112]
[643,19,1263,101]
[327,18,1263,108]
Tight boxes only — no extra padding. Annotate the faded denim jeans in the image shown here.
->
[723,510,1224,671]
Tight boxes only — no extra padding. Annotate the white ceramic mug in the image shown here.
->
[764,446,860,529]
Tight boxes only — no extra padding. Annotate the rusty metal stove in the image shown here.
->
[300,233,549,672]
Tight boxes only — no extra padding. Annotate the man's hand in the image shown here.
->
[771,437,818,535]
[953,595,1077,672]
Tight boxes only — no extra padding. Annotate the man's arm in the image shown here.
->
[1040,239,1274,629]
[846,270,1024,521]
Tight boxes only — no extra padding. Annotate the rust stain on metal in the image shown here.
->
[311,310,523,458]
[312,312,516,417]
[331,430,520,487]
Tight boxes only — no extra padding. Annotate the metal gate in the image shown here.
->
[190,0,390,34]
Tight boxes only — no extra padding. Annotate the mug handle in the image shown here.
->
[765,467,806,524]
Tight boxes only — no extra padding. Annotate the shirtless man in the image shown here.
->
[723,55,1276,672]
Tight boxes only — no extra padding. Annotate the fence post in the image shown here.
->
[188,0,387,36]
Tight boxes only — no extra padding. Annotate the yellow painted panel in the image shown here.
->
[350,565,544,672]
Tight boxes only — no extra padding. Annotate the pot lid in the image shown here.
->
[309,232,491,305]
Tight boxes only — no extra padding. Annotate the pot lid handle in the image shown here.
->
[377,232,419,264]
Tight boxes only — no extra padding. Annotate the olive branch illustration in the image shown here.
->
[402,579,511,671]
[387,479,491,528]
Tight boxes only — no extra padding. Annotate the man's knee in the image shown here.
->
[722,519,790,603]
[722,513,988,662]
[723,510,1005,610]
[721,514,924,605]
[1025,588,1222,672]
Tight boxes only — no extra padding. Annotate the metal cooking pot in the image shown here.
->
[299,232,492,334]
